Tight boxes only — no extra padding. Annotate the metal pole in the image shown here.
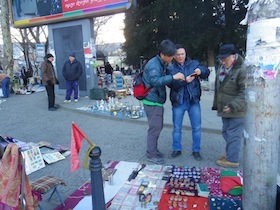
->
[89,146,106,210]
[140,56,144,70]
[243,1,280,209]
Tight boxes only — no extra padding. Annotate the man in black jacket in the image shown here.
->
[62,52,83,103]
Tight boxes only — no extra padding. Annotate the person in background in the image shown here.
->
[115,64,120,71]
[41,53,59,111]
[21,66,28,87]
[127,65,133,75]
[0,73,10,98]
[105,62,113,75]
[212,44,246,168]
[62,52,83,103]
[167,44,210,161]
[142,39,185,164]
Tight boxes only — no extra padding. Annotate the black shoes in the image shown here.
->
[48,107,57,111]
[192,152,202,161]
[169,151,181,159]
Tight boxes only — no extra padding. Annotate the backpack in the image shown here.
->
[133,72,152,100]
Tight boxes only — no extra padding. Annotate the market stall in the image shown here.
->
[54,161,243,210]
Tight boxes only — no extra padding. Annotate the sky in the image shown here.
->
[96,13,125,44]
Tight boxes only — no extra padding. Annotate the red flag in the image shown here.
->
[70,123,86,172]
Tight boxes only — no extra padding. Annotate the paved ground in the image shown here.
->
[0,87,278,209]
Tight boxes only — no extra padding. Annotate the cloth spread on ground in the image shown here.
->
[54,161,137,210]
[55,164,243,210]
[0,144,38,209]
[158,187,208,210]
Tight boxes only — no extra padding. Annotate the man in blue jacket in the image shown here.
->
[62,52,83,103]
[167,44,210,160]
[142,39,185,164]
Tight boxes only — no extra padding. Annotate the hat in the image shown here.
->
[217,44,238,58]
[69,52,76,57]
[45,53,54,59]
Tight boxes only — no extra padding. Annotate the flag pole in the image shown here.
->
[84,136,94,147]
[72,122,94,146]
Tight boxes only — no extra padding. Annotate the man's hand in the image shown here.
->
[173,72,185,80]
[193,68,201,76]
[186,68,201,83]
[223,106,231,113]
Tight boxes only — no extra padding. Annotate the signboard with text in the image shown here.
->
[11,0,132,28]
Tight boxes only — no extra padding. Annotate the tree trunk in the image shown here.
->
[0,0,14,77]
[243,1,280,209]
[207,46,215,91]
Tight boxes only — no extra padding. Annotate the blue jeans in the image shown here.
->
[172,101,201,152]
[1,77,10,98]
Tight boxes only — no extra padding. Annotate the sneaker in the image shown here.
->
[74,99,78,103]
[192,152,202,161]
[146,157,164,164]
[216,159,239,168]
[63,100,71,103]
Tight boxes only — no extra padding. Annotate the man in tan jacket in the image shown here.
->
[41,53,59,111]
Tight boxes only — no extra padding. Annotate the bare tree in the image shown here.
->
[0,0,14,76]
[11,26,48,80]
[93,16,113,45]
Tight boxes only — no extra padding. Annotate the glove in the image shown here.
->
[55,78,59,85]
[47,80,52,86]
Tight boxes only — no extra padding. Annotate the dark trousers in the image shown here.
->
[144,105,164,158]
[65,80,79,100]
[45,85,55,108]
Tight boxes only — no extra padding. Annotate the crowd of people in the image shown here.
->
[0,40,246,168]
[142,40,246,168]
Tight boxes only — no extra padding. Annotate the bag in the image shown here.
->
[89,87,107,100]
[133,73,152,100]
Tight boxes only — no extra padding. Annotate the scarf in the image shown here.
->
[0,144,38,210]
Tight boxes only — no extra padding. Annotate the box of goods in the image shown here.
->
[89,87,107,100]
[165,166,201,196]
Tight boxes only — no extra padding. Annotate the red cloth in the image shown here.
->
[158,187,209,210]
[70,123,86,172]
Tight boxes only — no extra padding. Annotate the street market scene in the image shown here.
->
[0,0,280,210]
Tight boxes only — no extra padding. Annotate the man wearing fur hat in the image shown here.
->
[62,51,83,103]
[212,44,247,168]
